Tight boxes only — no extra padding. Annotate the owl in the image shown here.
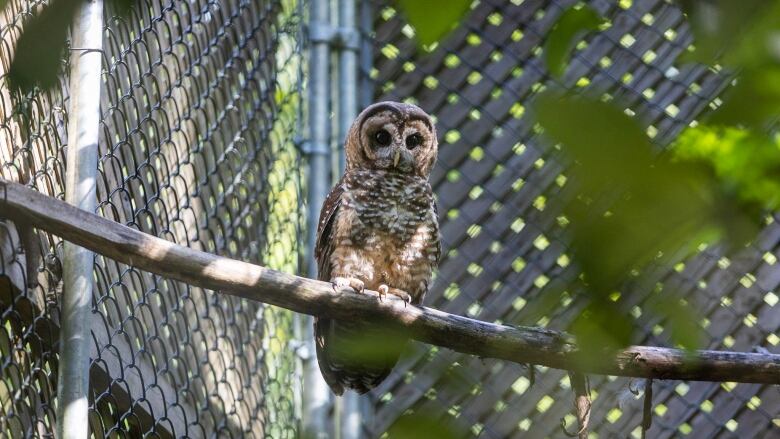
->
[314,101,441,395]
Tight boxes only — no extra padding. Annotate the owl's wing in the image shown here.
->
[314,180,344,281]
[313,180,347,394]
[432,199,442,266]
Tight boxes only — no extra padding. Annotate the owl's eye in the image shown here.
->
[406,133,423,149]
[374,129,392,146]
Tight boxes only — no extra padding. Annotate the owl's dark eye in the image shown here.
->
[374,129,392,146]
[406,133,423,149]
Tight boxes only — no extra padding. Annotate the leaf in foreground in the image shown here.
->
[706,68,780,131]
[677,0,780,70]
[395,0,472,47]
[386,410,461,439]
[533,91,756,355]
[544,5,604,78]
[8,0,80,94]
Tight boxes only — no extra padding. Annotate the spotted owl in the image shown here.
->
[314,101,441,395]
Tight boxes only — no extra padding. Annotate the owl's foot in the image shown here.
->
[377,284,411,306]
[332,277,365,294]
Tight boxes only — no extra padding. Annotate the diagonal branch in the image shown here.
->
[1,178,779,384]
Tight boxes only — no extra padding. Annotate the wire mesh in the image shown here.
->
[0,1,68,436]
[0,0,306,437]
[364,0,780,438]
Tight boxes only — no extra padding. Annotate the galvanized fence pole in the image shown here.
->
[336,0,358,175]
[336,0,363,438]
[358,0,374,110]
[56,0,104,438]
[304,0,335,437]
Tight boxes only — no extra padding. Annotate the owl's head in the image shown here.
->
[345,101,438,178]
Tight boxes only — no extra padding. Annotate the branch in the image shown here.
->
[563,372,591,439]
[1,178,779,384]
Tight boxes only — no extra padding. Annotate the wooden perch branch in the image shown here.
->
[1,178,779,384]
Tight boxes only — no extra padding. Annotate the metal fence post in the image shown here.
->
[56,0,103,438]
[358,0,374,110]
[336,0,359,175]
[336,1,364,438]
[303,0,334,437]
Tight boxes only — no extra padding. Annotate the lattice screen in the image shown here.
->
[0,0,305,437]
[366,0,780,437]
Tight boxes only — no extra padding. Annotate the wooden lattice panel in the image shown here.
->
[368,0,779,437]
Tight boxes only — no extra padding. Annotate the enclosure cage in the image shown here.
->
[0,0,778,438]
[1,0,304,437]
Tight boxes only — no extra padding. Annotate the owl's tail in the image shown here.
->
[314,317,406,395]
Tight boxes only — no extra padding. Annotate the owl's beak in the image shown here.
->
[393,149,401,168]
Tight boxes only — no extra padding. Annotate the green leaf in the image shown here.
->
[386,410,462,439]
[535,92,714,261]
[570,300,633,362]
[395,0,471,47]
[648,298,704,351]
[677,0,779,68]
[544,5,604,78]
[8,0,81,94]
[328,327,407,367]
[707,68,780,130]
[721,2,780,69]
[673,124,780,213]
[534,91,758,286]
[108,0,134,17]
[533,91,763,353]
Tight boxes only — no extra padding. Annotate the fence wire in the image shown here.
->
[365,0,779,438]
[0,1,68,437]
[0,0,306,437]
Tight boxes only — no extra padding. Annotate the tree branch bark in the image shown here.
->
[566,372,591,439]
[1,178,779,384]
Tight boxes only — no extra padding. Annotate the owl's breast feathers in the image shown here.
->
[344,169,435,238]
[313,169,440,395]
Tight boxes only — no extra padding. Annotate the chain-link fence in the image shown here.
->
[1,0,306,436]
[365,0,779,437]
[1,1,69,436]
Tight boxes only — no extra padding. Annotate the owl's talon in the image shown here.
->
[378,284,389,301]
[390,288,412,306]
[378,285,412,305]
[332,277,365,294]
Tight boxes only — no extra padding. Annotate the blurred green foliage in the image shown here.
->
[673,127,780,211]
[535,91,723,354]
[390,0,780,364]
[535,92,716,288]
[7,0,133,95]
[8,0,78,93]
[706,68,780,130]
[677,0,780,68]
[385,409,461,439]
[543,5,604,78]
[534,0,780,358]
[671,0,780,221]
[395,0,472,47]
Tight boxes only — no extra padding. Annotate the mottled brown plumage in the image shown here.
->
[314,101,440,395]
